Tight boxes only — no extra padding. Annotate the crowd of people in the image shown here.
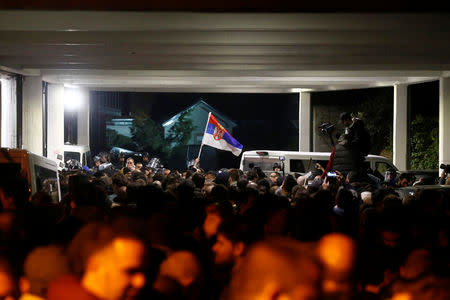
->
[0,112,449,300]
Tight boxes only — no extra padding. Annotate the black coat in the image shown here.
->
[332,144,362,177]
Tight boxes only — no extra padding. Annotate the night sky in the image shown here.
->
[121,92,301,151]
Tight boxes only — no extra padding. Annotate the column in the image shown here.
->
[47,83,65,162]
[393,83,408,171]
[299,92,311,152]
[0,74,17,148]
[22,76,43,155]
[439,77,450,168]
[76,88,90,146]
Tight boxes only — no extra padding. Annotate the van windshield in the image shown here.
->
[290,159,329,173]
[64,151,80,163]
[34,165,59,203]
[242,157,282,174]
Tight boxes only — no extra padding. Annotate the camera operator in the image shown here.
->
[332,112,371,178]
[439,163,450,185]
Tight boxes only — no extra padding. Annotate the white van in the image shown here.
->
[64,144,92,167]
[239,150,397,178]
[0,148,61,203]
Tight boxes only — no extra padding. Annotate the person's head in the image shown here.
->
[68,222,146,300]
[269,172,280,184]
[112,173,128,192]
[257,179,271,195]
[21,245,70,298]
[214,169,230,186]
[316,233,357,295]
[282,174,298,197]
[227,168,240,183]
[273,163,281,172]
[100,152,109,163]
[246,170,259,183]
[397,173,414,187]
[135,162,143,171]
[163,169,171,177]
[0,175,30,211]
[157,251,201,288]
[205,171,216,182]
[0,257,17,300]
[339,112,352,127]
[226,237,321,300]
[191,173,205,189]
[142,152,149,163]
[400,249,432,280]
[94,156,101,167]
[212,216,251,267]
[126,158,135,170]
[335,187,354,209]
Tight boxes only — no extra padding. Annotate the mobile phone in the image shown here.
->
[327,172,337,177]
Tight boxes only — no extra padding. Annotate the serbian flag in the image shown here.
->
[201,113,243,156]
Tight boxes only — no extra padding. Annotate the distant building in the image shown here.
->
[90,91,127,154]
[162,100,238,170]
[106,118,133,138]
[162,100,237,145]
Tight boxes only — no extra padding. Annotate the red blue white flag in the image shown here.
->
[201,113,243,156]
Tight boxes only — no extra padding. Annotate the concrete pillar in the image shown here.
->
[0,74,17,148]
[47,83,65,162]
[299,92,311,152]
[76,88,90,146]
[22,76,42,155]
[439,77,450,168]
[393,83,408,171]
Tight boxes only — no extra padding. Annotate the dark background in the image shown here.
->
[88,81,439,170]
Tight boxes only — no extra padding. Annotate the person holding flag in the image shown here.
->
[197,113,243,163]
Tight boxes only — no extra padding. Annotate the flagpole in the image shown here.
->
[197,112,211,160]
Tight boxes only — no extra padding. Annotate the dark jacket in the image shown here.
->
[332,144,360,177]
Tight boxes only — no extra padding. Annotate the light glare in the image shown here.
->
[64,88,82,111]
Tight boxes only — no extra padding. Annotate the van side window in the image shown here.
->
[290,160,305,173]
[34,165,59,203]
[290,159,329,173]
[375,162,391,176]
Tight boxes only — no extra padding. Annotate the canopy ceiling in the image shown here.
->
[1,11,449,92]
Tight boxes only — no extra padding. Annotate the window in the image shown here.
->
[242,158,281,173]
[290,159,329,173]
[34,164,59,203]
[376,162,392,176]
[64,151,80,162]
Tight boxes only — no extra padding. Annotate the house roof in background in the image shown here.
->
[162,99,237,128]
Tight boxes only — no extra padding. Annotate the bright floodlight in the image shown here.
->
[64,88,82,111]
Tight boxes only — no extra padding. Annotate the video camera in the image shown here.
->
[318,122,335,135]
[440,163,450,173]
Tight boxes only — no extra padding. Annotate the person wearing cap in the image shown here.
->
[114,153,126,170]
[214,169,230,187]
[91,156,101,174]
[19,245,70,300]
[141,152,150,167]
[339,112,371,158]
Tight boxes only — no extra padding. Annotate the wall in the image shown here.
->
[0,74,17,148]
[47,83,65,162]
[22,76,43,155]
